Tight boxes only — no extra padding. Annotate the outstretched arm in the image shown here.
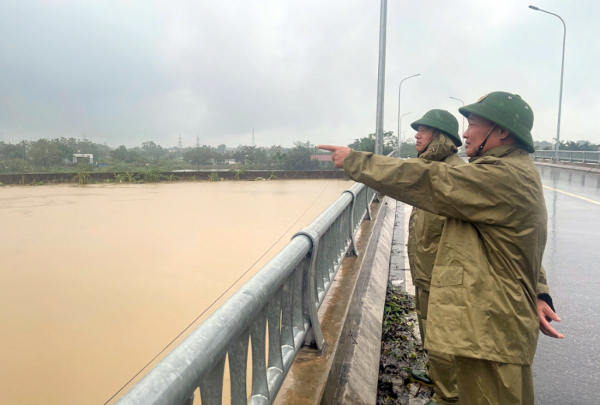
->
[318,146,521,225]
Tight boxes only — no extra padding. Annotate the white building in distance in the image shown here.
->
[73,154,93,164]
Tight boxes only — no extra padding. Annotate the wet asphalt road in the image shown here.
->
[533,166,600,404]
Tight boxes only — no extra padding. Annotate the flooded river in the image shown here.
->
[0,179,353,405]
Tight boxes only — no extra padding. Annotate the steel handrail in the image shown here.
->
[115,152,393,405]
[532,150,600,164]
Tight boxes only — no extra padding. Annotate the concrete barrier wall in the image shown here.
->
[0,170,345,185]
[273,197,397,405]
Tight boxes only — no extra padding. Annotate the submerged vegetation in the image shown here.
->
[114,172,139,184]
[377,284,433,405]
[229,166,247,180]
[72,167,92,185]
[141,169,166,183]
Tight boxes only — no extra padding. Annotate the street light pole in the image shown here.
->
[398,112,411,154]
[397,74,420,157]
[449,97,465,135]
[529,5,566,160]
[374,0,388,155]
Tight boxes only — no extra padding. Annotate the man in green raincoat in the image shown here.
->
[318,92,563,405]
[406,109,464,405]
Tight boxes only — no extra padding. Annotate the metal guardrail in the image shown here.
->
[116,182,380,405]
[532,150,600,164]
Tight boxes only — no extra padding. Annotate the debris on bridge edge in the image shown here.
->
[377,284,433,405]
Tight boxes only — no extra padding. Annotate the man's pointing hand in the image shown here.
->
[317,145,351,169]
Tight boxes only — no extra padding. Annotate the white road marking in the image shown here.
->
[543,185,600,206]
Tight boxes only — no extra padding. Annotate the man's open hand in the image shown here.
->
[538,298,564,339]
[317,145,351,169]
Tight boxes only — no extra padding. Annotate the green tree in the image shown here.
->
[51,138,75,162]
[348,131,397,155]
[398,142,418,158]
[253,148,269,164]
[273,152,287,169]
[184,146,214,165]
[232,146,257,164]
[284,141,319,170]
[269,145,287,169]
[111,145,129,161]
[559,140,599,151]
[140,141,168,160]
[30,139,62,168]
[0,159,33,173]
[0,142,27,160]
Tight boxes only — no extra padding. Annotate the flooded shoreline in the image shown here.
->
[0,180,352,404]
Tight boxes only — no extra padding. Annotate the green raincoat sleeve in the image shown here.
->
[538,265,550,296]
[343,150,541,226]
[345,149,552,299]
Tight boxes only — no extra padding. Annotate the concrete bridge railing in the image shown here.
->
[115,182,379,405]
[532,150,600,164]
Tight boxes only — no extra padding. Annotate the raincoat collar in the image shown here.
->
[418,133,458,162]
[469,144,521,163]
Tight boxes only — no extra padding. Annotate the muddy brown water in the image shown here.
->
[0,179,353,405]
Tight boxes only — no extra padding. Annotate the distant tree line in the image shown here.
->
[555,141,598,151]
[534,140,599,151]
[0,138,324,174]
[0,131,425,175]
[0,138,111,173]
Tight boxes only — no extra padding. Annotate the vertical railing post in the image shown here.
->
[229,329,250,405]
[292,229,324,350]
[365,187,372,220]
[199,355,226,405]
[342,189,359,256]
[182,394,195,405]
[250,308,269,402]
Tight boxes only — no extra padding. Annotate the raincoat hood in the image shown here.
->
[419,133,459,161]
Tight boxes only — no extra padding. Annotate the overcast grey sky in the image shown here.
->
[0,0,597,148]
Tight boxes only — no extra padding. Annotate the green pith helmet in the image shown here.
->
[411,109,462,147]
[459,91,535,153]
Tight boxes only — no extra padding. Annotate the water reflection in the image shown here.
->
[537,166,600,200]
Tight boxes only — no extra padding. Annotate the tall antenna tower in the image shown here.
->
[83,133,86,141]
[178,134,183,149]
[196,135,200,148]
[252,128,255,147]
